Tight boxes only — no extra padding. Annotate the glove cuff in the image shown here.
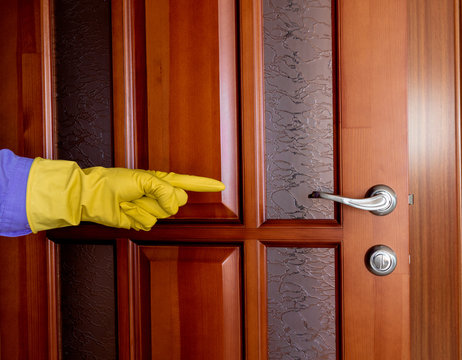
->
[26,157,83,233]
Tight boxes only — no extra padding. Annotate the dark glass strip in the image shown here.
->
[60,243,117,360]
[53,0,116,358]
[54,0,113,168]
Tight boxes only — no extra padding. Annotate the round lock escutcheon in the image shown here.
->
[365,245,397,276]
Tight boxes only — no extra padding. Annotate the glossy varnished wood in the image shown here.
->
[0,234,49,360]
[46,240,60,360]
[131,245,242,360]
[112,0,148,169]
[112,0,125,167]
[457,5,462,359]
[144,0,240,221]
[409,0,461,358]
[41,0,55,159]
[0,0,43,156]
[240,0,265,228]
[340,0,410,358]
[0,0,21,153]
[48,223,343,243]
[243,240,267,360]
[116,239,130,360]
[44,0,411,359]
[0,0,48,358]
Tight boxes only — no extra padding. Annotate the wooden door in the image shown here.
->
[47,0,409,358]
[0,0,410,359]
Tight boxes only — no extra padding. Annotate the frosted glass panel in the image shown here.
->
[264,0,334,219]
[267,247,336,359]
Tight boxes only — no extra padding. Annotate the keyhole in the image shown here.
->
[365,245,397,276]
[373,253,391,270]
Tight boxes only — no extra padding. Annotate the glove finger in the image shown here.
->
[120,202,157,231]
[150,171,225,192]
[175,188,188,207]
[135,190,187,217]
[133,197,173,219]
[144,178,180,215]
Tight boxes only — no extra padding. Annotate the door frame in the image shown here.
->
[409,0,462,358]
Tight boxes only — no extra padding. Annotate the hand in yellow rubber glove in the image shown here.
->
[26,157,225,232]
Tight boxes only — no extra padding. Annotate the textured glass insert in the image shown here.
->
[54,0,113,168]
[60,243,117,359]
[53,0,117,358]
[264,0,334,219]
[267,247,336,359]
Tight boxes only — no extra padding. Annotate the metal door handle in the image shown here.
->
[308,184,397,216]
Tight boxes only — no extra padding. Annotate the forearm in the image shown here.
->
[0,149,33,237]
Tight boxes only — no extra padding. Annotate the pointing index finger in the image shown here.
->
[152,171,225,192]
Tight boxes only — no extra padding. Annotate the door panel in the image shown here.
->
[144,0,240,221]
[131,244,242,360]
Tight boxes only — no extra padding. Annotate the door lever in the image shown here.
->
[308,185,397,216]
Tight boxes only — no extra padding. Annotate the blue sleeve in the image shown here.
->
[0,149,33,237]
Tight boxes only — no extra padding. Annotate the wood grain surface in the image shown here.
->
[144,0,240,221]
[4,0,460,358]
[0,0,48,359]
[339,0,410,358]
[409,0,461,358]
[133,245,242,360]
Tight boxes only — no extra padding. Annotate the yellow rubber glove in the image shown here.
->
[26,157,225,232]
